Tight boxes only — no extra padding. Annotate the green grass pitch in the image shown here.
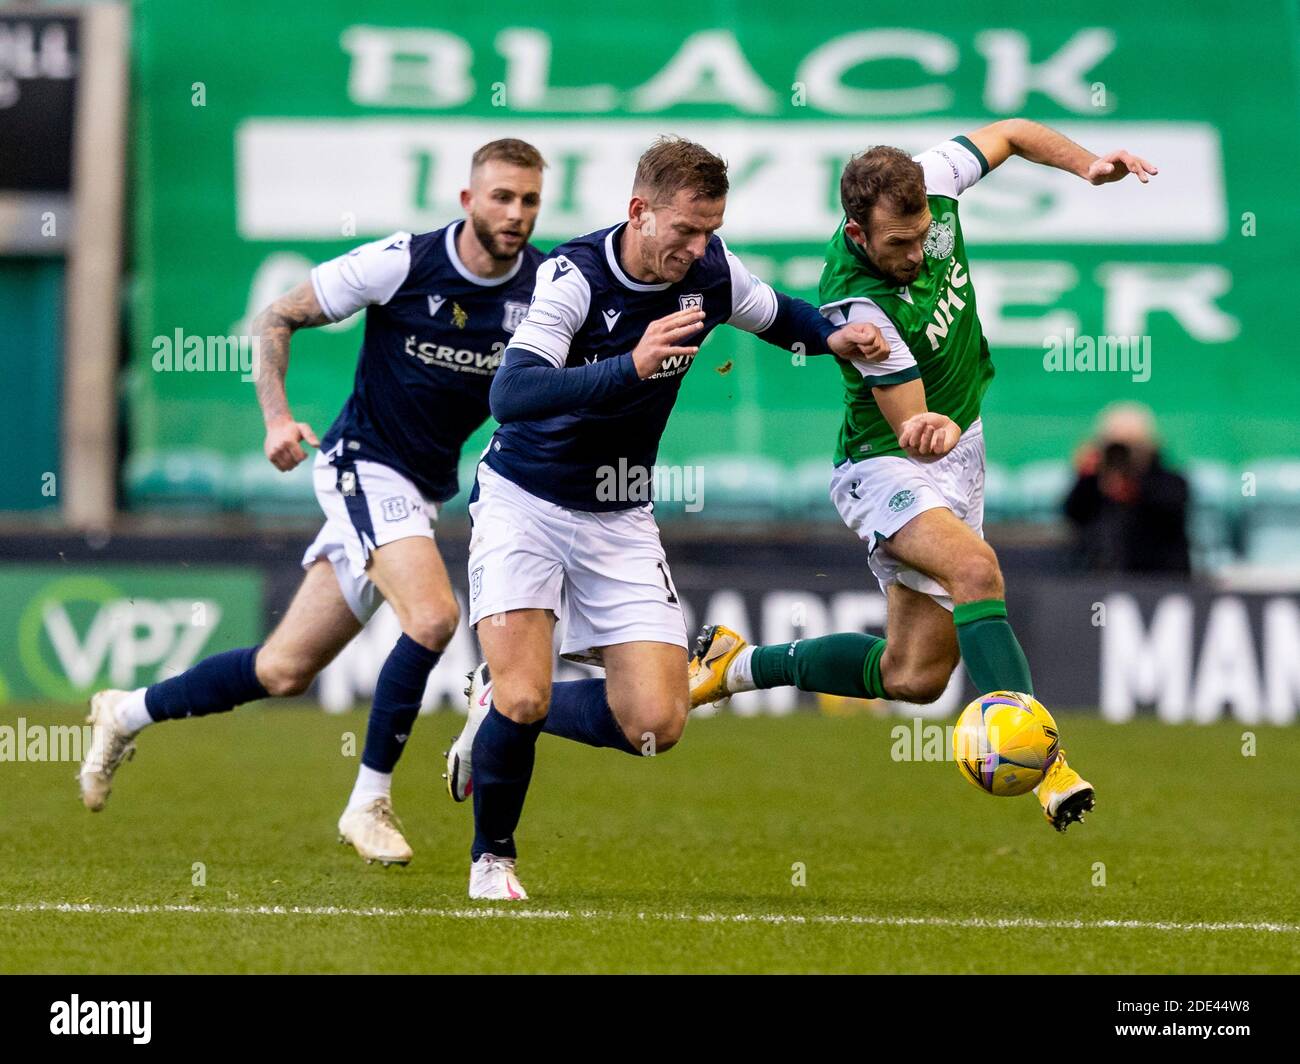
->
[1,705,1296,973]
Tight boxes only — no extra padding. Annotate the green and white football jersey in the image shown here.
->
[819,136,995,465]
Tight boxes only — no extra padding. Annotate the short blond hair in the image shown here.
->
[633,137,729,202]
[471,138,547,174]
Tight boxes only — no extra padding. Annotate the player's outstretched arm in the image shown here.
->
[965,118,1158,185]
[874,378,959,459]
[251,279,330,471]
[723,244,891,363]
[747,290,838,354]
[731,263,890,364]
[489,347,639,423]
[490,309,705,423]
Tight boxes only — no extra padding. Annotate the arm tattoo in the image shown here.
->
[251,280,330,426]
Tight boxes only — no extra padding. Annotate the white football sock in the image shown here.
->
[724,645,758,693]
[115,688,154,735]
[347,765,393,811]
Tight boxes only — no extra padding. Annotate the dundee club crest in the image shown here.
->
[502,301,529,333]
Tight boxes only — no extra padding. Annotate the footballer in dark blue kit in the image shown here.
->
[444,136,893,900]
[80,140,548,866]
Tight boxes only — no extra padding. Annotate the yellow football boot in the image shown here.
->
[1035,748,1095,832]
[687,624,750,709]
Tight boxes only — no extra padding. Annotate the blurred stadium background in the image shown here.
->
[3,0,1300,724]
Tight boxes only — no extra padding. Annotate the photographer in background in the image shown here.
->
[1064,402,1191,575]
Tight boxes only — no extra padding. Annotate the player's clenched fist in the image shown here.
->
[828,321,890,363]
[631,309,705,379]
[898,411,960,459]
[264,416,320,471]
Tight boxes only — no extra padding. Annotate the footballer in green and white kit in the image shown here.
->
[690,120,1158,832]
[819,135,994,606]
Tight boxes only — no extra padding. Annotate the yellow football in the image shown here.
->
[952,691,1060,797]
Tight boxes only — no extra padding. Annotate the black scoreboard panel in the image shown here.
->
[0,11,79,193]
[0,11,80,252]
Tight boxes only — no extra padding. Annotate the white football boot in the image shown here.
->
[444,663,492,802]
[79,689,139,811]
[469,854,528,900]
[337,797,413,866]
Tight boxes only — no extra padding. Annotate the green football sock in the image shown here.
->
[750,633,887,698]
[952,599,1033,696]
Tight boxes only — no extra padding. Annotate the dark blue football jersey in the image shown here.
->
[484,222,780,511]
[310,221,544,502]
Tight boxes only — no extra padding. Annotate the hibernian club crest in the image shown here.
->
[923,215,955,259]
[888,488,917,513]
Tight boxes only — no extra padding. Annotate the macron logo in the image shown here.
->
[552,258,573,279]
[50,995,151,1044]
[428,295,445,318]
[602,309,621,332]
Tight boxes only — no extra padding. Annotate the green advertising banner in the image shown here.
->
[0,566,263,704]
[127,0,1300,512]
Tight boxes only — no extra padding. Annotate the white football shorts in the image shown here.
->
[830,419,986,611]
[466,461,688,665]
[302,449,439,623]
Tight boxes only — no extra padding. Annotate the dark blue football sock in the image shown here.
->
[471,706,544,860]
[361,633,442,773]
[542,679,638,754]
[144,645,269,721]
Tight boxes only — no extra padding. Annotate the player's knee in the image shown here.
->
[881,645,953,704]
[255,648,316,698]
[491,681,550,725]
[400,598,460,651]
[888,668,950,705]
[949,547,1003,602]
[617,700,687,755]
[636,718,684,755]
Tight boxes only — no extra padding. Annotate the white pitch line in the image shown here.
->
[2,902,1297,934]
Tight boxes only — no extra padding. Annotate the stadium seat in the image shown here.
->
[982,461,1020,524]
[123,450,227,510]
[1014,459,1073,523]
[1242,524,1300,568]
[1187,459,1237,512]
[1246,458,1300,505]
[1240,459,1300,568]
[675,453,784,521]
[1186,460,1238,572]
[782,458,836,519]
[232,452,316,516]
